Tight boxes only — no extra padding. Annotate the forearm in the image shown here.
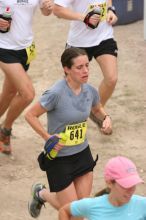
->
[53,5,84,21]
[92,103,112,134]
[107,0,112,7]
[25,113,50,141]
[92,104,109,120]
[106,0,117,24]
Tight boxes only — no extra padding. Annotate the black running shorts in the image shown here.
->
[0,48,29,71]
[66,38,118,61]
[43,146,97,192]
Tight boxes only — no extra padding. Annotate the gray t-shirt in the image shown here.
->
[40,79,100,156]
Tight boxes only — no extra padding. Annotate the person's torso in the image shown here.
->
[55,0,113,47]
[0,0,40,49]
[39,79,100,156]
[71,195,146,220]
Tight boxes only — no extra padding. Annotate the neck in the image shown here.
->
[108,194,125,207]
[66,78,82,95]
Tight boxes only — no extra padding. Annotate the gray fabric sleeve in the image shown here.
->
[39,90,60,111]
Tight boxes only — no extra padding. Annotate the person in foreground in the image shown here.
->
[58,156,145,220]
[0,0,53,155]
[25,48,112,219]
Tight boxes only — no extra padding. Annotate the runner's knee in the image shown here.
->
[21,88,35,105]
[104,75,117,88]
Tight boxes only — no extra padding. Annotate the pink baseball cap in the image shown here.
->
[104,156,144,188]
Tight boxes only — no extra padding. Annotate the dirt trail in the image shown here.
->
[0,11,146,220]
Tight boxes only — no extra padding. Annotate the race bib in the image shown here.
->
[88,2,107,21]
[63,121,87,146]
[26,42,36,64]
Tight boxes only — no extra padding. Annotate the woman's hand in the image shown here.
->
[83,8,101,29]
[53,142,64,152]
[48,134,65,152]
[100,115,112,135]
[106,10,118,25]
[88,13,101,27]
[0,18,10,30]
[40,0,53,16]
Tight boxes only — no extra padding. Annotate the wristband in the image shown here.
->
[107,6,116,15]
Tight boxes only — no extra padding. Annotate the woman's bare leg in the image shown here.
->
[96,54,118,106]
[0,62,35,129]
[0,77,17,118]
[39,172,93,219]
[0,61,35,153]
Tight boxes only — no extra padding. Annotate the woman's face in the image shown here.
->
[64,55,89,84]
[108,181,136,206]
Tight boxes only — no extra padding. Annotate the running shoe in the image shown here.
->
[0,127,12,155]
[28,183,46,218]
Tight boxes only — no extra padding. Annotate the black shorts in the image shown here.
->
[0,48,29,71]
[38,146,98,192]
[66,38,118,61]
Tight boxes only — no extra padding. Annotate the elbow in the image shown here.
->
[25,111,32,123]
